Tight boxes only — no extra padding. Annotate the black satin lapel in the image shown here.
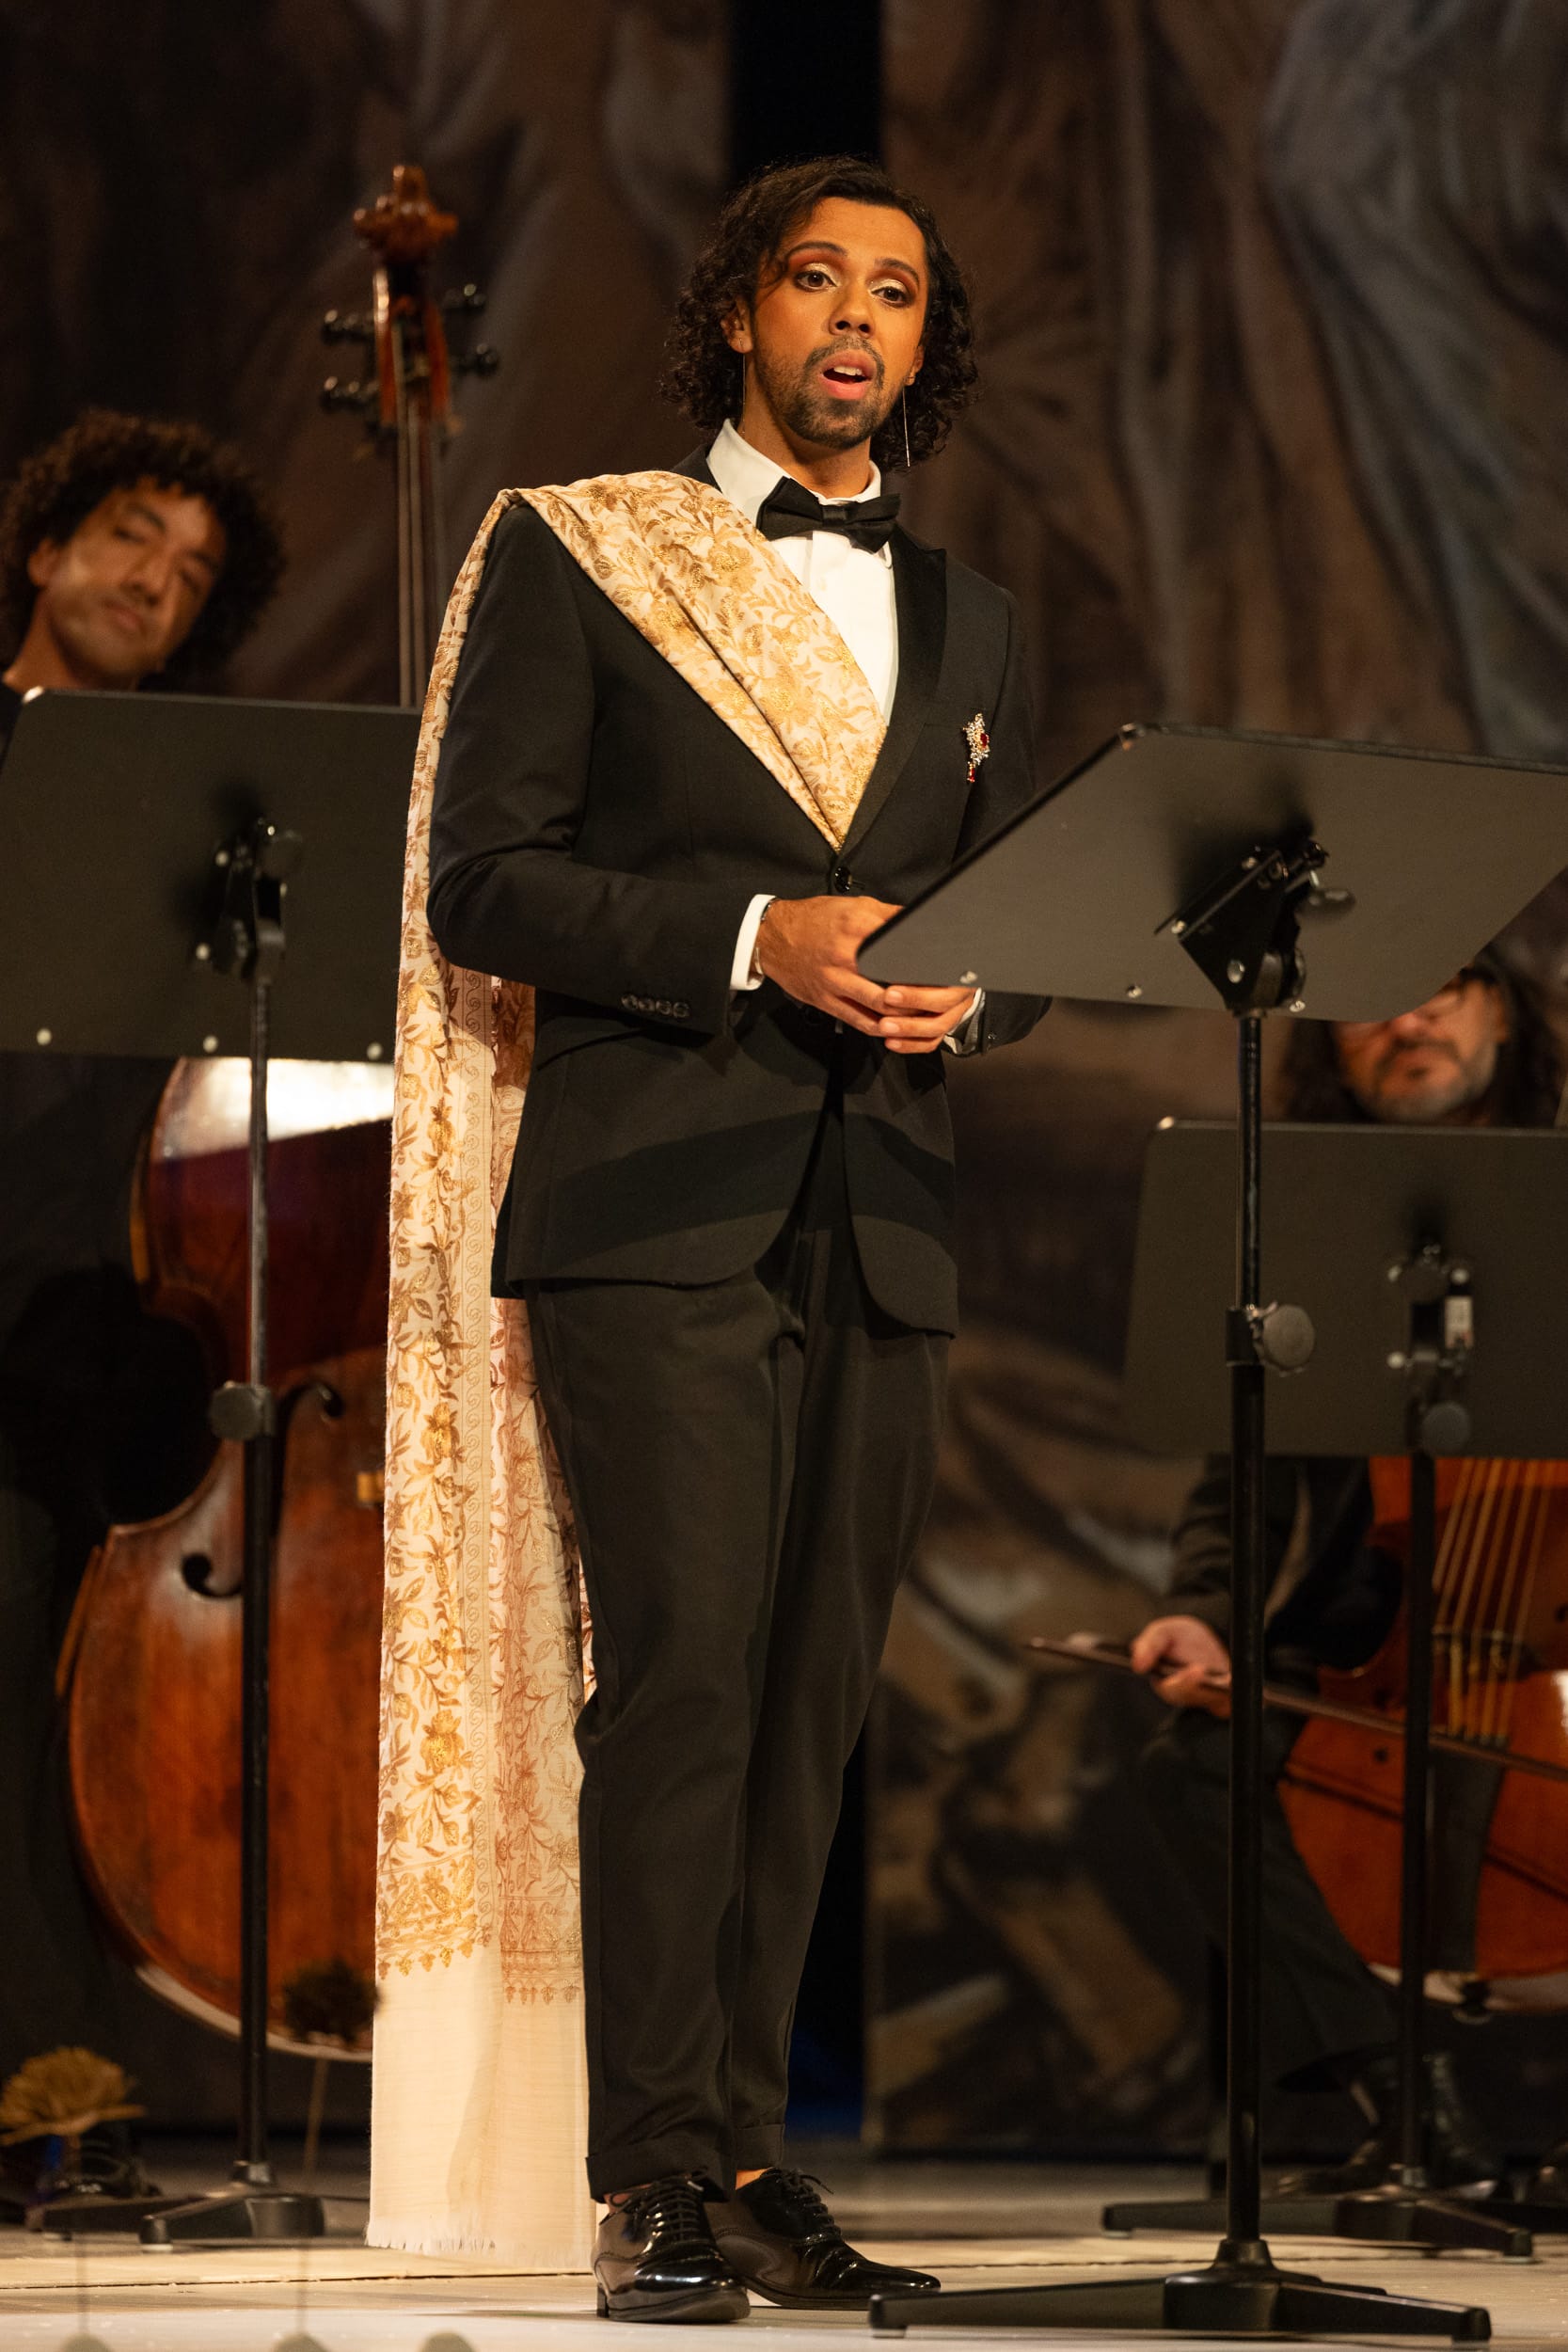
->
[841,533,947,857]
[673,446,718,485]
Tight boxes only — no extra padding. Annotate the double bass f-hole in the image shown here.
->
[179,1376,346,1598]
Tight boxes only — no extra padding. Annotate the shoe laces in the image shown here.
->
[752,2167,840,2242]
[619,2174,710,2241]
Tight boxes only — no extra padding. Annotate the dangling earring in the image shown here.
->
[901,388,911,470]
[737,354,746,418]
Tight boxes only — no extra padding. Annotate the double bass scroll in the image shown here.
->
[322,161,500,701]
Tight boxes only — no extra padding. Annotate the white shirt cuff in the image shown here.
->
[731,894,775,992]
[942,988,986,1053]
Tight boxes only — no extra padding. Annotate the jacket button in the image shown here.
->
[831,863,855,894]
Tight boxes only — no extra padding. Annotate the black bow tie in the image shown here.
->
[755,474,900,555]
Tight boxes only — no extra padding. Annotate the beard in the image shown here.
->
[1350,1036,1500,1123]
[751,338,897,453]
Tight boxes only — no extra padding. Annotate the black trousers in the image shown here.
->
[1140,1706,1396,2090]
[527,1096,946,2197]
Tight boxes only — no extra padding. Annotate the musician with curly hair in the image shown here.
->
[408,155,1046,2312]
[0,406,282,730]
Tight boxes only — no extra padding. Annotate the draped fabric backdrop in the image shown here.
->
[4,0,1568,2151]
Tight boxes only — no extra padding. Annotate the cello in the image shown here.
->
[57,165,493,2052]
[1036,1453,1568,2012]
[1280,1454,1568,2005]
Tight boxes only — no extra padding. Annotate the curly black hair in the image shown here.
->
[0,408,284,687]
[1277,943,1565,1127]
[659,155,977,473]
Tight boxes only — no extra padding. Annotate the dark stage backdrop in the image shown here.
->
[5,0,1568,2152]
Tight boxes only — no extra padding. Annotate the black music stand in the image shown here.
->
[0,689,416,2243]
[1114,1121,1568,2257]
[858,723,1568,2340]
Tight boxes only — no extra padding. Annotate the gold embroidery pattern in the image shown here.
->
[378,492,585,1999]
[520,471,887,848]
[376,470,887,1997]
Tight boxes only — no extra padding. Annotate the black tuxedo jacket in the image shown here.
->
[426,450,1047,1333]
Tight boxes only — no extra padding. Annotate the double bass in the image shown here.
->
[57,167,492,2053]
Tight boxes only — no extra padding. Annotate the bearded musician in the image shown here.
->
[0,408,282,2088]
[1134,947,1566,2200]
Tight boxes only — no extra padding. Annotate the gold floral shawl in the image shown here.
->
[368,473,885,2266]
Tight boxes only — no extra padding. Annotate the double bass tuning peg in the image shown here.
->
[454,342,500,378]
[321,308,373,345]
[441,282,486,315]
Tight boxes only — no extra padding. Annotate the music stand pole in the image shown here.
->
[869,834,1487,2339]
[1400,1448,1439,2194]
[1222,1008,1270,2264]
[1106,1245,1529,2259]
[142,823,324,2246]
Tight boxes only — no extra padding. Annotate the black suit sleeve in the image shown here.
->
[1164,1454,1303,1642]
[425,503,755,1032]
[954,588,1049,1053]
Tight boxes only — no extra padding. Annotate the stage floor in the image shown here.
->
[4,2146,1568,2350]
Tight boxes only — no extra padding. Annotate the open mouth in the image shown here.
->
[819,353,877,400]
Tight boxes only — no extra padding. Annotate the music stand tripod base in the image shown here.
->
[1101,2187,1531,2259]
[1481,2193,1568,2237]
[141,2185,326,2245]
[870,2263,1489,2341]
[31,2193,190,2239]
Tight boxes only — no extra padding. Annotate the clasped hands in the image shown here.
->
[755,895,975,1053]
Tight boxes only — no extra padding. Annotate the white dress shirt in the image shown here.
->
[706,420,981,1046]
[707,416,898,714]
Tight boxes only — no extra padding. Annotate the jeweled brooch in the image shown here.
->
[964,712,990,784]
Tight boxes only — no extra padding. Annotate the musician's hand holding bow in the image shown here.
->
[1132,1615,1232,1715]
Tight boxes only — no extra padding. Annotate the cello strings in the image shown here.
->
[1494,1465,1541,1752]
[1476,1462,1517,1745]
[1457,1460,1506,1739]
[1498,1463,1558,1753]
[1476,1460,1519,1739]
[1494,1466,1540,1752]
[1438,1458,1476,1740]
[1434,1455,1482,1739]
[1476,1461,1527,1746]
[1483,1461,1539,1747]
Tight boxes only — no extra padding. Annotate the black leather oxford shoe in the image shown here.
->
[709,2167,941,2310]
[594,2174,751,2323]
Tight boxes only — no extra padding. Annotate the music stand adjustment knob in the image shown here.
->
[1253,1300,1315,1374]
